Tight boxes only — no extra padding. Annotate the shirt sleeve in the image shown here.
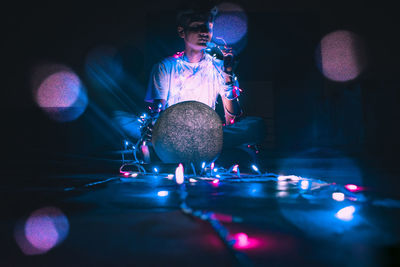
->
[144,60,170,103]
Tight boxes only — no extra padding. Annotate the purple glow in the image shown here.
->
[212,3,248,45]
[36,72,80,107]
[318,30,367,82]
[17,207,69,255]
[32,65,88,122]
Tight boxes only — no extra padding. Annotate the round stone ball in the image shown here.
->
[152,101,223,164]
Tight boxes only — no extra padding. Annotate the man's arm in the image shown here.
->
[221,71,243,125]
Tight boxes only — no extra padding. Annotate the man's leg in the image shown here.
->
[223,116,266,149]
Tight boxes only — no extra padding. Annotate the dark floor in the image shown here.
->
[2,147,400,266]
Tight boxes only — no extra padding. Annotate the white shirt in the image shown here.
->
[145,52,237,109]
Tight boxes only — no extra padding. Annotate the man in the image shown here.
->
[144,6,266,159]
[114,6,265,164]
[145,7,242,125]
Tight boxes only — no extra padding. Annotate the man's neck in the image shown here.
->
[183,48,205,63]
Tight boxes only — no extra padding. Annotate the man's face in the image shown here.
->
[178,21,213,51]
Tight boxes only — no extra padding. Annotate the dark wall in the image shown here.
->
[3,1,400,174]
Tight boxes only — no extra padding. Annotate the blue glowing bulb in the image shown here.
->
[157,191,169,197]
[251,165,259,172]
[154,167,158,173]
[214,168,218,172]
[201,162,206,169]
[125,141,129,146]
[300,180,309,190]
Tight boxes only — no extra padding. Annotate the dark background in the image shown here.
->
[3,0,400,176]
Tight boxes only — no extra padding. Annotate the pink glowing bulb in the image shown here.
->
[235,233,249,248]
[232,164,239,173]
[345,184,359,192]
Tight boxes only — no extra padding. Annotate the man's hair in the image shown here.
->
[176,4,218,29]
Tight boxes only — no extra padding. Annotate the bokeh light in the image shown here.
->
[157,190,169,197]
[175,163,184,185]
[335,205,356,221]
[212,2,248,47]
[316,30,368,82]
[231,232,261,250]
[31,64,88,122]
[15,207,69,255]
[332,192,345,202]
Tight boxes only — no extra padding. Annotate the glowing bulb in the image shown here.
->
[212,179,219,184]
[251,165,259,172]
[167,174,174,179]
[215,174,221,178]
[125,141,129,146]
[153,167,158,173]
[123,173,130,176]
[175,164,184,185]
[332,192,345,201]
[345,184,359,192]
[189,178,197,183]
[214,168,218,172]
[300,180,309,190]
[235,233,249,248]
[335,205,355,221]
[131,173,138,177]
[201,162,206,169]
[232,164,239,173]
[157,191,169,197]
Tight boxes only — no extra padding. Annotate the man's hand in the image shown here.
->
[220,46,234,74]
